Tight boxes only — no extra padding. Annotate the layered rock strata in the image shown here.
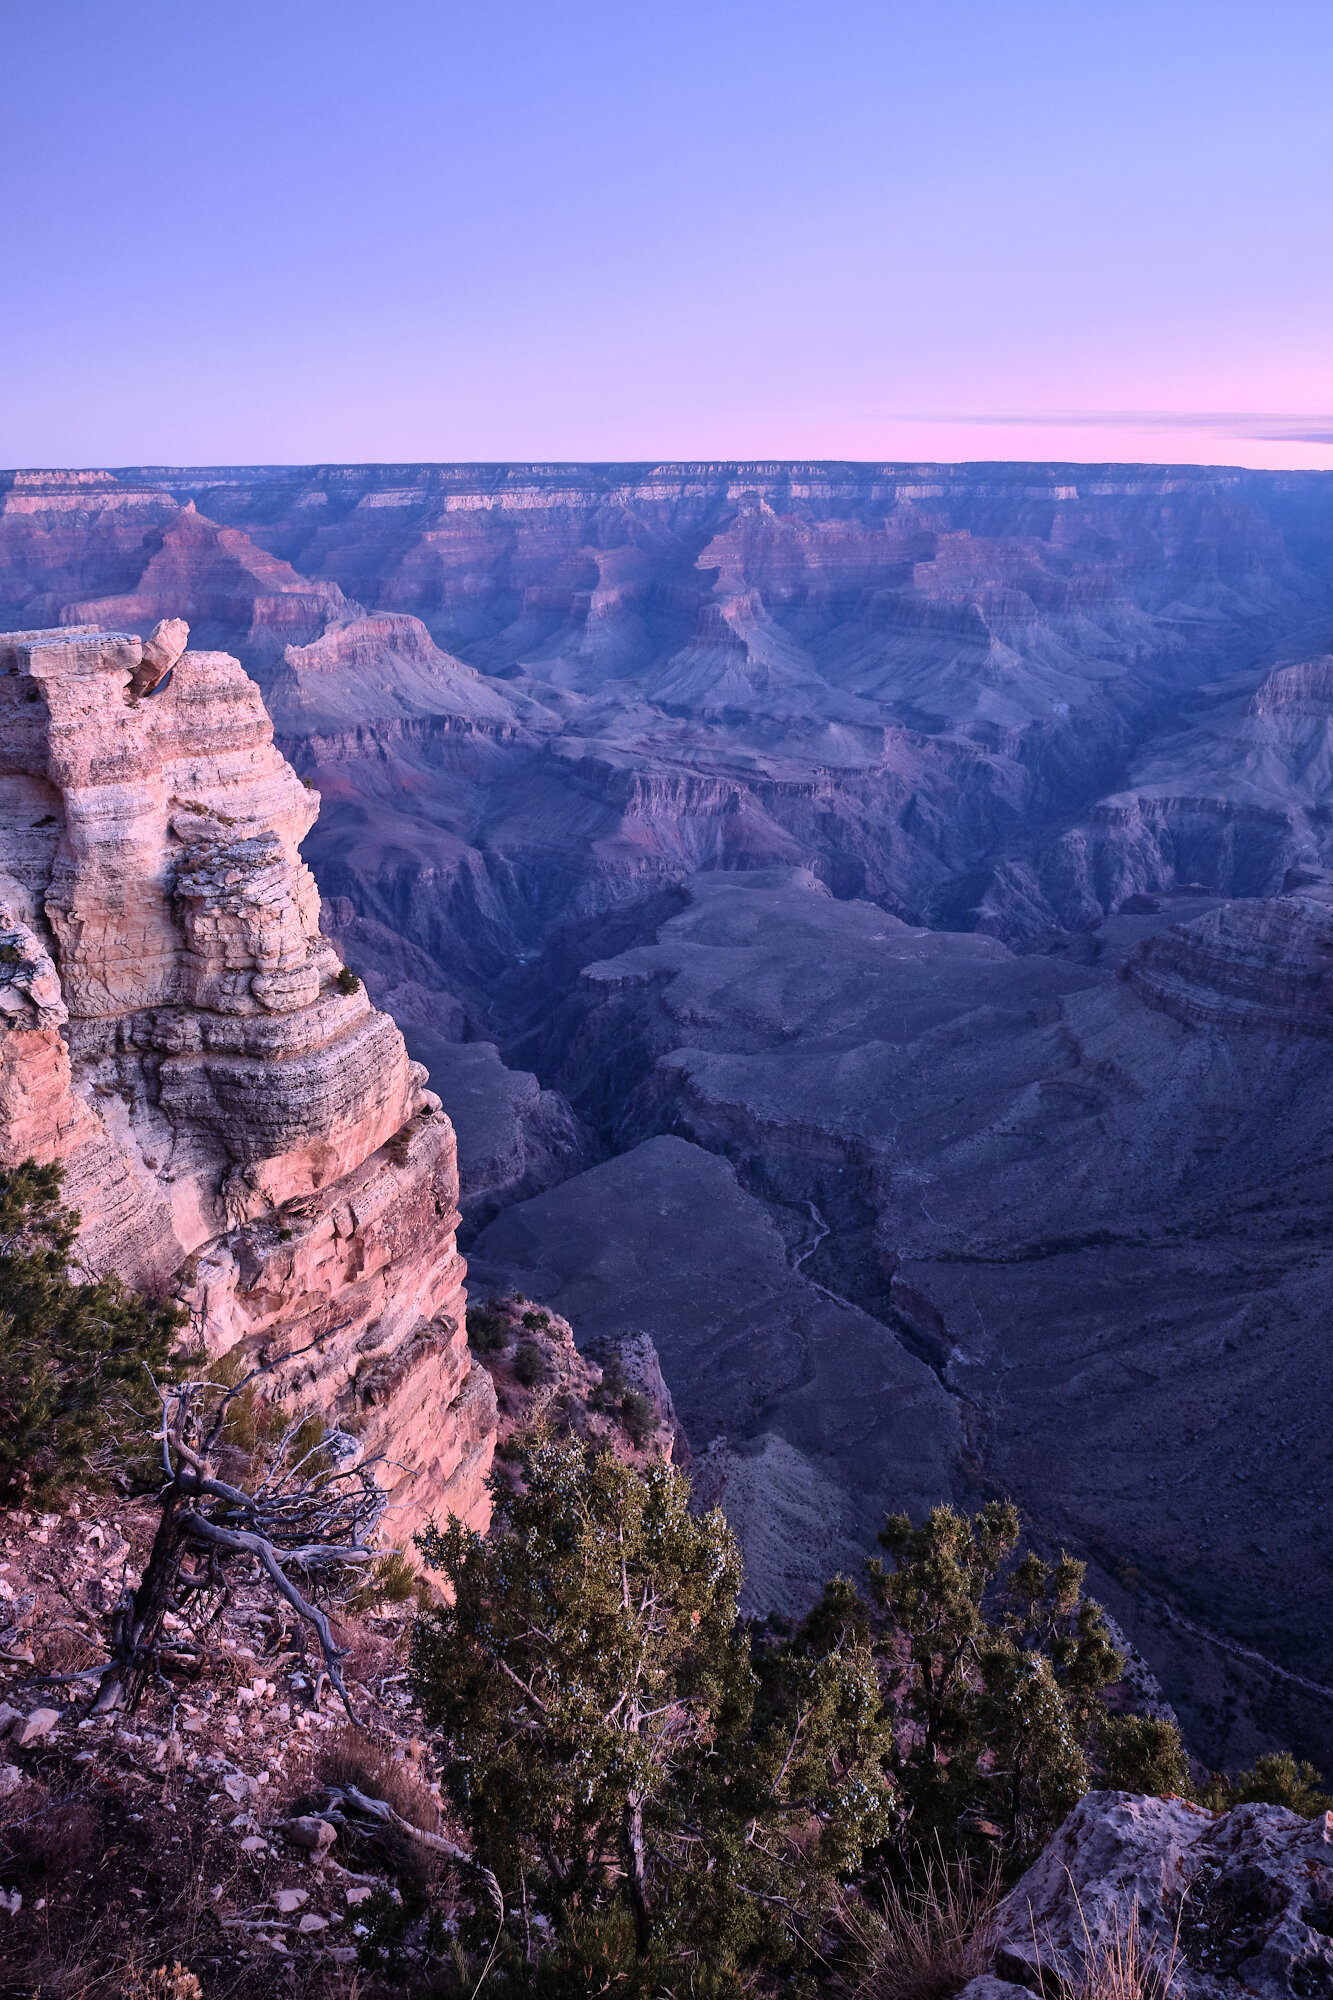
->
[1124,889,1333,1037]
[0,623,495,1541]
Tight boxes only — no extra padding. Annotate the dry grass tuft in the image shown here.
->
[32,1625,102,1676]
[852,1851,1001,2000]
[121,1963,203,2000]
[1046,1891,1180,2000]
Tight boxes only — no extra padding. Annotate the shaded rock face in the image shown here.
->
[0,624,495,1543]
[982,1792,1333,2000]
[528,869,1333,1764]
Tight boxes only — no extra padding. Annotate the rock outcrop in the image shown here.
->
[1124,890,1333,1037]
[0,622,495,1541]
[61,503,352,659]
[979,1791,1333,2000]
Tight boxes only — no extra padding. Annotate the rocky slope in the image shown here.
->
[0,1300,679,1999]
[0,620,495,1543]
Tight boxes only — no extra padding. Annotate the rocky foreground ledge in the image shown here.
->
[966,1791,1333,2000]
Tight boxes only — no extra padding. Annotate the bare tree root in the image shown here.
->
[316,1781,505,1917]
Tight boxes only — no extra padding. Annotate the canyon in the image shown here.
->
[4,461,1333,1771]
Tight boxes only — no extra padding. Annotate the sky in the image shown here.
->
[2,0,1331,470]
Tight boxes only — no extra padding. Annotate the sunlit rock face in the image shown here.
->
[0,622,495,1542]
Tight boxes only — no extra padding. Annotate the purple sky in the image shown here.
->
[3,0,1331,469]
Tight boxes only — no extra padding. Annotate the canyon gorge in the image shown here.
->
[4,460,1333,1772]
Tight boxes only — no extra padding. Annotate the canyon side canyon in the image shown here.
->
[4,460,1333,1770]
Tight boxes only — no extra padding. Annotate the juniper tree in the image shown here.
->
[0,1159,182,1498]
[411,1437,896,1978]
[870,1503,1190,1856]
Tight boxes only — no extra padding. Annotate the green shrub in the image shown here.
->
[1201,1750,1333,1816]
[521,1308,550,1332]
[512,1341,545,1387]
[335,965,360,994]
[620,1388,656,1446]
[1099,1712,1191,1796]
[0,1160,183,1498]
[466,1304,510,1354]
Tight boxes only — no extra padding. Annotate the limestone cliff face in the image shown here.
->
[0,623,495,1541]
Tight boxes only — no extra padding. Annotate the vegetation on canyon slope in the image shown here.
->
[399,1436,1203,1994]
[1,1157,1329,1997]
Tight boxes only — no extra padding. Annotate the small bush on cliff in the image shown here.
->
[0,1159,183,1498]
[466,1302,510,1354]
[620,1387,656,1446]
[335,964,360,994]
[511,1339,546,1386]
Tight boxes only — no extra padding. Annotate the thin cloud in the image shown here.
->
[866,412,1333,443]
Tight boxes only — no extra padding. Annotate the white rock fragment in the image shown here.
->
[12,1708,60,1745]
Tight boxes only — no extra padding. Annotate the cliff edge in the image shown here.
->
[0,622,496,1541]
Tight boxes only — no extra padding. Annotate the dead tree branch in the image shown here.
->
[88,1360,390,1720]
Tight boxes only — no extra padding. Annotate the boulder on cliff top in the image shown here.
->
[990,1791,1333,2000]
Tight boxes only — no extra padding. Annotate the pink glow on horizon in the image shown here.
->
[2,2,1331,472]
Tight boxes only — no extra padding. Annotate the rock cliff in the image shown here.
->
[0,621,495,1543]
[1125,887,1333,1037]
